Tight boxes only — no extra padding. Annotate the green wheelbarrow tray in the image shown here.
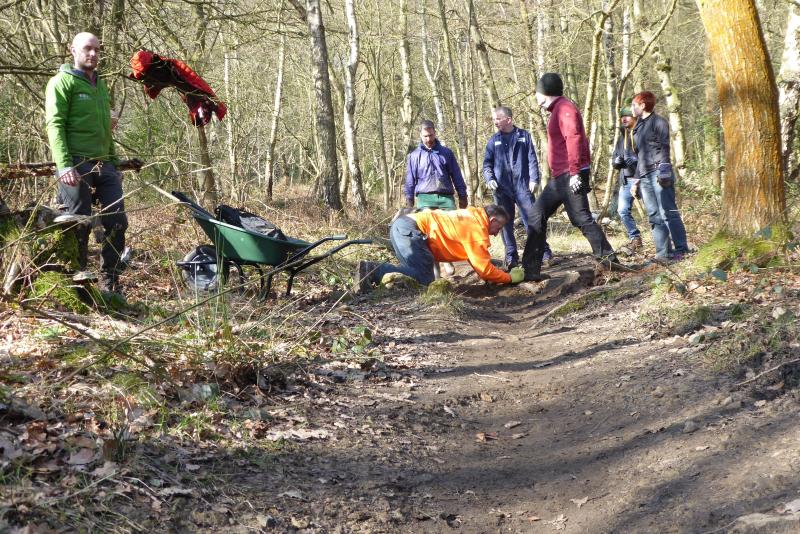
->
[171,191,372,297]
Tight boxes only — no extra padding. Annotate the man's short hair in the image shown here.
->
[493,106,513,119]
[484,204,509,221]
[632,91,657,113]
[419,119,435,131]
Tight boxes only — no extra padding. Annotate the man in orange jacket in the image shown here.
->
[354,205,524,292]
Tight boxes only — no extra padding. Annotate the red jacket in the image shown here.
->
[546,96,590,177]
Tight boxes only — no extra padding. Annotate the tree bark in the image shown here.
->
[583,0,621,150]
[399,0,414,159]
[304,0,341,210]
[697,0,786,235]
[437,0,473,199]
[266,30,286,201]
[198,126,217,208]
[646,39,687,180]
[466,0,500,107]
[344,0,367,210]
[421,1,445,132]
[778,3,800,181]
[704,54,722,188]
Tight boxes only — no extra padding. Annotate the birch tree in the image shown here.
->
[697,0,786,234]
[399,0,414,157]
[343,0,367,209]
[778,3,800,181]
[466,0,501,107]
[266,31,286,201]
[421,1,445,132]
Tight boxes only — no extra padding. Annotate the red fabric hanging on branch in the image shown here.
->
[129,50,227,127]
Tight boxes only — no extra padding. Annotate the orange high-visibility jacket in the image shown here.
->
[412,207,511,285]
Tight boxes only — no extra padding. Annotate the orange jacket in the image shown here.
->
[411,207,511,284]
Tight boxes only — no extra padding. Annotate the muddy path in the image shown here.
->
[220,254,800,534]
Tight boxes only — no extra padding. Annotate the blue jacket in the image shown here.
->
[404,140,467,202]
[482,127,540,192]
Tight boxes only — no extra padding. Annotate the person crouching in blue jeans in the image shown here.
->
[630,91,689,263]
[612,107,643,256]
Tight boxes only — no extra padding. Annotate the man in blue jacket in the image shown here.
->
[404,120,468,211]
[483,106,551,269]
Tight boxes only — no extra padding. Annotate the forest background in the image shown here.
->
[2,0,797,225]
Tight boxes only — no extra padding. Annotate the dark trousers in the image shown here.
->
[373,216,436,285]
[57,158,128,274]
[494,186,551,265]
[522,173,614,274]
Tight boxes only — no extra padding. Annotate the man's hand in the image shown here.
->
[58,167,79,186]
[569,175,581,194]
[405,198,415,209]
[458,195,468,209]
[509,266,525,284]
[528,181,538,194]
[658,177,674,187]
[486,180,498,192]
[624,155,638,168]
[630,180,640,199]
[612,155,625,169]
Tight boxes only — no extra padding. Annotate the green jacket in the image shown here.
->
[45,64,117,170]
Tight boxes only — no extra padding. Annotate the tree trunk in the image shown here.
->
[369,47,391,210]
[649,43,687,180]
[583,0,621,150]
[399,0,414,158]
[704,55,722,188]
[344,0,367,210]
[198,126,217,208]
[266,31,287,201]
[559,11,579,103]
[305,0,341,210]
[466,0,500,107]
[697,0,786,234]
[437,0,473,199]
[778,4,800,182]
[520,0,550,185]
[421,1,445,132]
[600,2,619,217]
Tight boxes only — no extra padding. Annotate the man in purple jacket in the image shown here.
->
[404,120,468,211]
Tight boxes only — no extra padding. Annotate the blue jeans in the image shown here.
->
[494,186,550,265]
[374,216,436,285]
[639,170,688,258]
[617,178,641,240]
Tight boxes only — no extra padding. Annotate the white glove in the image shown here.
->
[529,181,538,194]
[486,180,498,192]
[569,174,581,193]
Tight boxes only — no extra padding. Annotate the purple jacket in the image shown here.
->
[404,140,467,203]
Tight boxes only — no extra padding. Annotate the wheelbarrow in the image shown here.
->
[171,191,371,297]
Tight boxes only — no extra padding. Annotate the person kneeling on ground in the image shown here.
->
[355,205,523,292]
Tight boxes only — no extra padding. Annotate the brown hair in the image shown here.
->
[632,91,657,113]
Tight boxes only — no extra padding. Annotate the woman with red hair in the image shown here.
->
[630,91,689,262]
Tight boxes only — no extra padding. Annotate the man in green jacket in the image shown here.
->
[46,32,127,293]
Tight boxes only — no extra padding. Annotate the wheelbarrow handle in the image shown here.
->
[331,234,347,240]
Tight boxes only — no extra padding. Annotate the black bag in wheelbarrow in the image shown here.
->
[215,204,288,241]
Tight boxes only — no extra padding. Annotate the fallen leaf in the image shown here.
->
[67,448,95,465]
[528,516,541,522]
[443,405,457,418]
[0,434,22,460]
[475,432,498,442]
[694,445,710,451]
[185,463,202,471]
[278,489,305,500]
[266,428,330,441]
[570,496,589,508]
[479,392,494,402]
[511,432,528,440]
[91,461,118,477]
[503,420,521,429]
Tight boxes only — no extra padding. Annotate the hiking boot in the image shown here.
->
[440,262,455,276]
[98,272,122,295]
[618,236,643,257]
[54,213,92,226]
[353,261,380,293]
[523,271,550,282]
[72,271,99,283]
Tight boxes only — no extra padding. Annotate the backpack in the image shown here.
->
[215,204,287,241]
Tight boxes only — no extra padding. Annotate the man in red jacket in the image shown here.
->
[521,73,619,281]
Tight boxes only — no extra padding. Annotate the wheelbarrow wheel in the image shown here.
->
[180,245,230,292]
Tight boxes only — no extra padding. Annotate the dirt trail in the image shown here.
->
[124,255,800,533]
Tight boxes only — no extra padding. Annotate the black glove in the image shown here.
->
[624,155,638,168]
[612,155,625,170]
[658,177,674,188]
[458,196,468,209]
[578,168,592,194]
[405,198,415,209]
